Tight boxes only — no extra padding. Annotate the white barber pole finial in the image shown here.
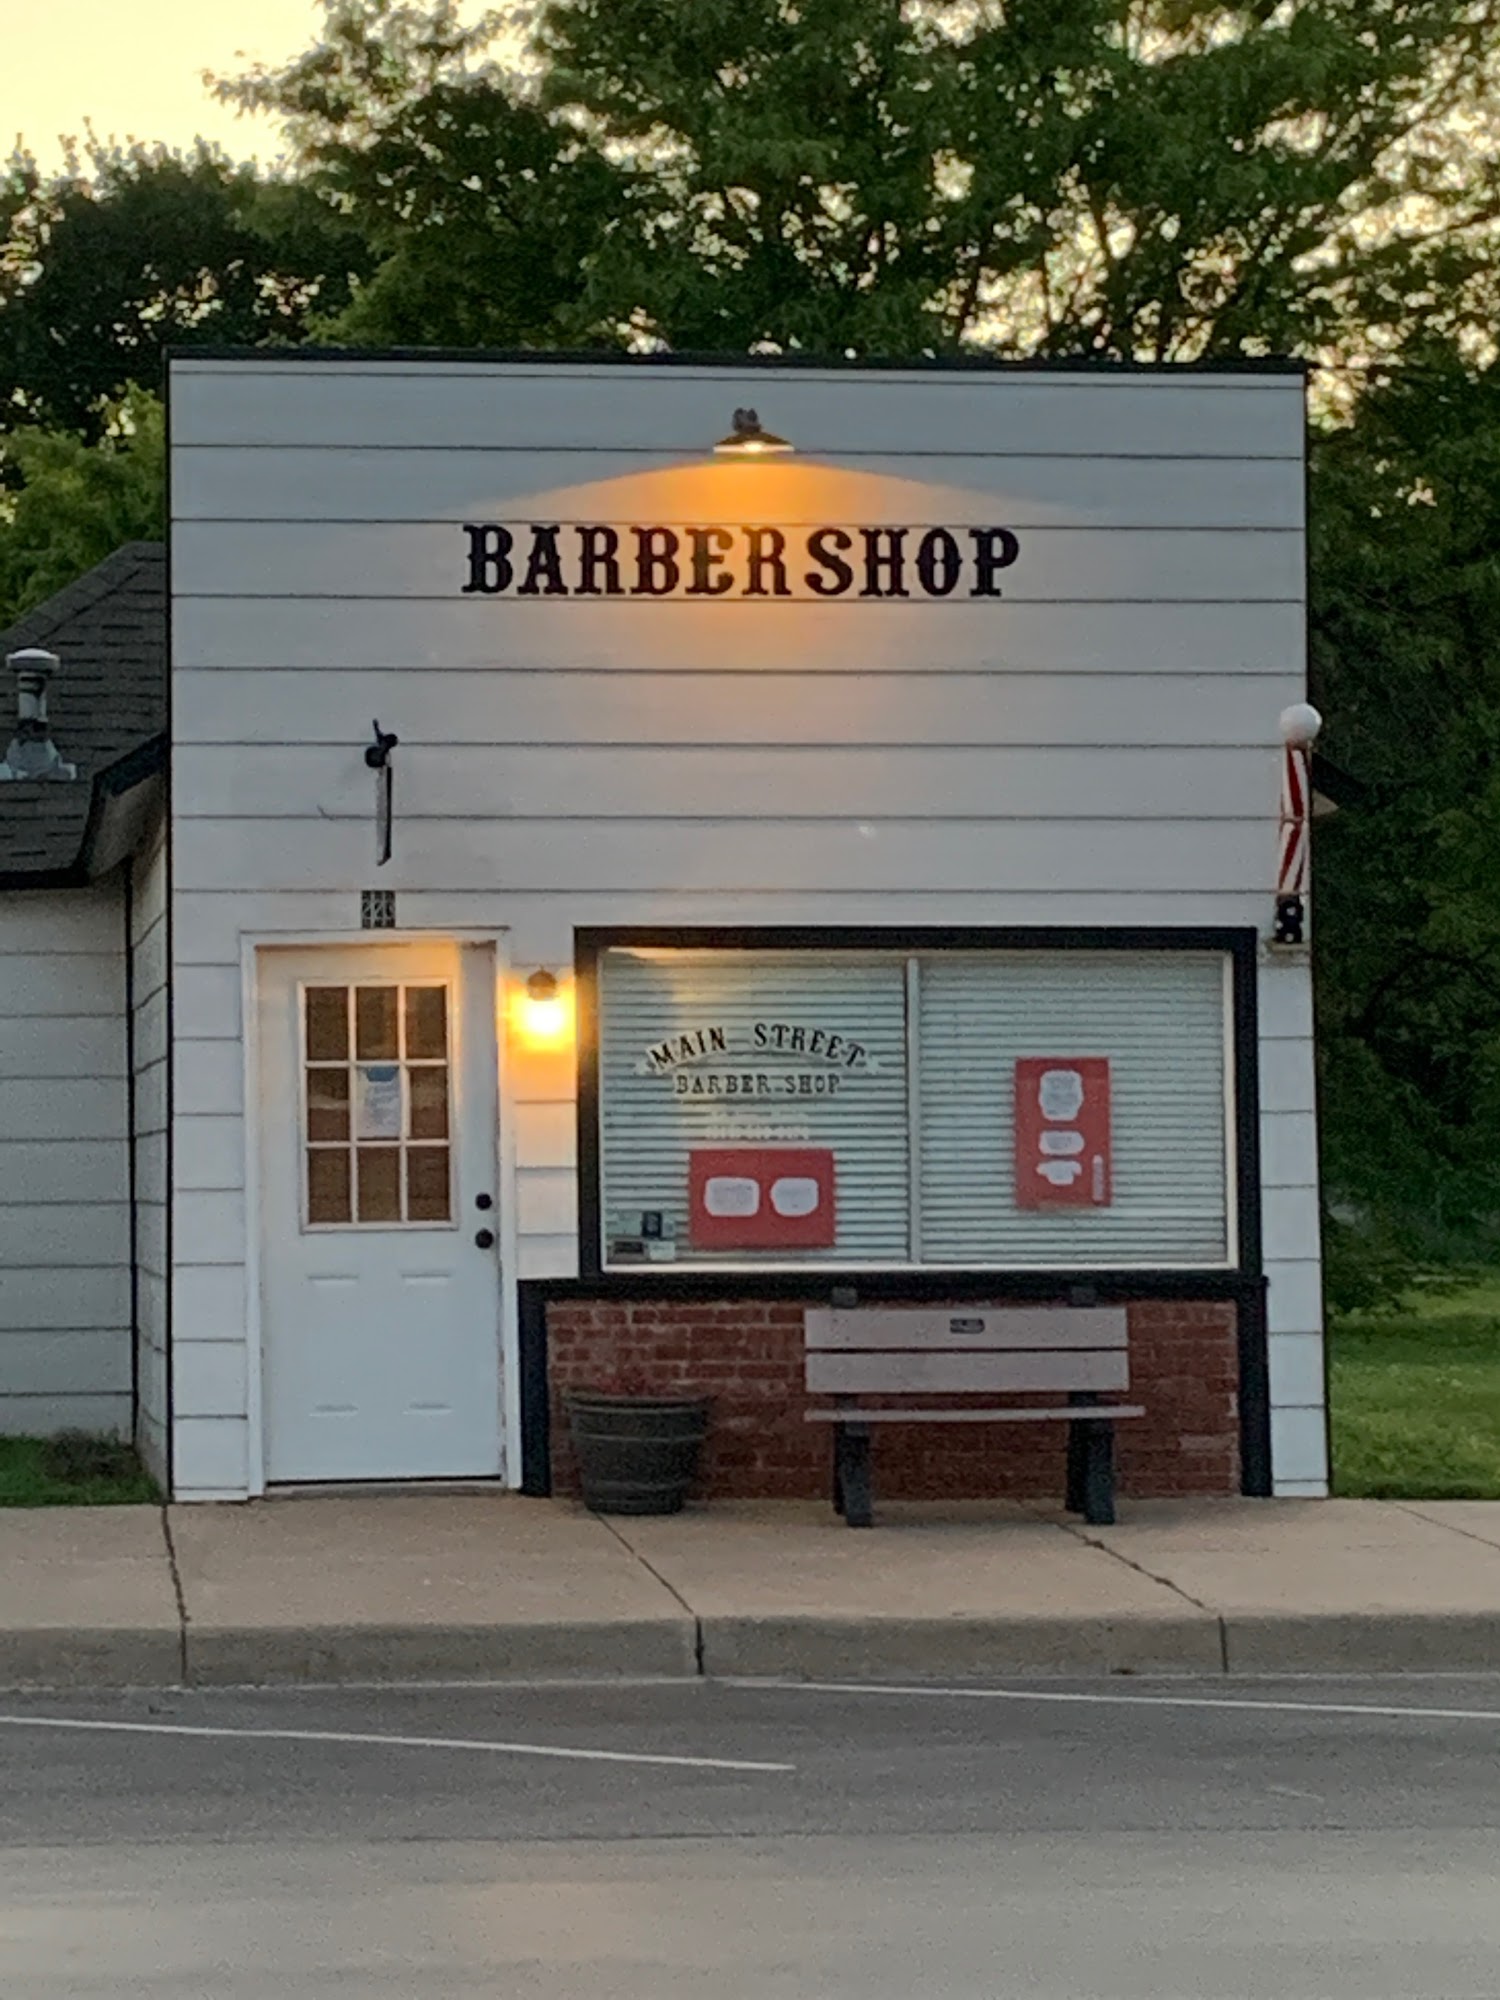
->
[1274,703,1322,946]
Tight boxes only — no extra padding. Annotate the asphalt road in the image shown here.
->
[3,1674,1500,1998]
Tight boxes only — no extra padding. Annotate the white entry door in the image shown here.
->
[257,940,503,1483]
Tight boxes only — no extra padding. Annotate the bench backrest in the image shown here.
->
[804,1306,1129,1396]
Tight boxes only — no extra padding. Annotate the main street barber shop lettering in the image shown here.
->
[461,521,1022,601]
[643,1020,870,1099]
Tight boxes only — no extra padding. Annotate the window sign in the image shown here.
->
[596,947,1232,1270]
[356,1064,403,1142]
[1014,1058,1113,1208]
[689,1147,837,1250]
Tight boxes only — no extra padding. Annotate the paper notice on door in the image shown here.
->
[355,1063,402,1140]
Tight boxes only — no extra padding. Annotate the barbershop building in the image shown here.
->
[0,354,1327,1501]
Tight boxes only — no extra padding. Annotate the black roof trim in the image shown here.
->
[0,732,166,892]
[165,345,1309,378]
[76,731,168,875]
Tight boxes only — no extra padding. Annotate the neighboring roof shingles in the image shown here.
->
[0,543,166,879]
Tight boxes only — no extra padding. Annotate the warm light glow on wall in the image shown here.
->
[510,968,574,1049]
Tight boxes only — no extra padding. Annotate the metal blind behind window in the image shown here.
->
[596,947,1231,1269]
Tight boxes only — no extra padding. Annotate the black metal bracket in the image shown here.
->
[1272,893,1306,947]
[364,721,399,867]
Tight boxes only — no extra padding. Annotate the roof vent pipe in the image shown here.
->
[0,648,77,781]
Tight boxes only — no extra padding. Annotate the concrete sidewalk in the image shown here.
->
[3,1495,1500,1688]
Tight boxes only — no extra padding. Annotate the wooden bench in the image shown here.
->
[804,1306,1143,1528]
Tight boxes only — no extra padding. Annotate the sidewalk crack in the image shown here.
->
[1390,1498,1500,1554]
[591,1514,705,1675]
[159,1505,189,1683]
[1041,1509,1230,1672]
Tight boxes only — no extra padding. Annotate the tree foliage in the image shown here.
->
[0,139,375,436]
[0,391,164,628]
[1311,353,1500,1303]
[214,1,621,347]
[535,0,1500,358]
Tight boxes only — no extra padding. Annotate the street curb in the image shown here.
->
[1223,1612,1500,1675]
[0,1629,184,1689]
[698,1612,1226,1680]
[8,1609,1500,1689]
[180,1617,701,1686]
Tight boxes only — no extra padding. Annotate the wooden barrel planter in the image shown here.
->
[564,1391,711,1515]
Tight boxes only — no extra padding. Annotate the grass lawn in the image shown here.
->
[1330,1276,1500,1499]
[0,1433,159,1507]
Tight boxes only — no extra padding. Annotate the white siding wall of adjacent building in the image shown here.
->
[0,881,131,1435]
[169,357,1321,1498]
[131,808,170,1485]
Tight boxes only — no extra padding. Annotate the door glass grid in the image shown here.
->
[302,983,453,1226]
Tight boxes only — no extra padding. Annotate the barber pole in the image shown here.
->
[1278,738,1311,897]
[1274,703,1322,946]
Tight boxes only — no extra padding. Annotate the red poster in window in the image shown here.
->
[688,1148,837,1250]
[1014,1058,1112,1209]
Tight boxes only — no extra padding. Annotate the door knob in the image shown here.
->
[474,1228,495,1250]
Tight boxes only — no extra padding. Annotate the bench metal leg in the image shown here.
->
[1065,1418,1087,1516]
[1079,1420,1116,1526]
[833,1421,873,1528]
[1066,1391,1117,1526]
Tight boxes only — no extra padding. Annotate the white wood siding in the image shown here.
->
[1259,956,1327,1493]
[131,810,170,1484]
[169,357,1315,1498]
[0,883,130,1436]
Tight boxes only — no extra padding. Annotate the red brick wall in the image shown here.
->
[546,1297,1240,1502]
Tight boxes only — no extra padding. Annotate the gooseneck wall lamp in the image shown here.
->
[712,407,794,456]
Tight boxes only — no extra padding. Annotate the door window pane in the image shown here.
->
[408,1065,449,1141]
[305,987,349,1062]
[405,986,448,1059]
[356,1146,402,1222]
[306,1068,350,1142]
[307,1147,352,1225]
[355,986,399,1060]
[406,1147,451,1222]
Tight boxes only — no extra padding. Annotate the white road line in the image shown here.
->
[0,1713,794,1774]
[726,1678,1500,1725]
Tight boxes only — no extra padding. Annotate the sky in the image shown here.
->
[0,0,326,167]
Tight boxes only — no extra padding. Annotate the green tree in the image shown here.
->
[1311,352,1500,1304]
[216,0,1500,360]
[537,0,1500,358]
[216,1,621,347]
[0,140,375,437]
[0,391,164,627]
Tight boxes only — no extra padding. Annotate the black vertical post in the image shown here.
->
[1238,1277,1273,1496]
[518,1283,552,1496]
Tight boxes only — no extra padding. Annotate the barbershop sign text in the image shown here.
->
[461,521,1021,601]
[640,1019,873,1099]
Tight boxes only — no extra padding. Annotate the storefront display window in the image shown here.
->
[594,946,1232,1271]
